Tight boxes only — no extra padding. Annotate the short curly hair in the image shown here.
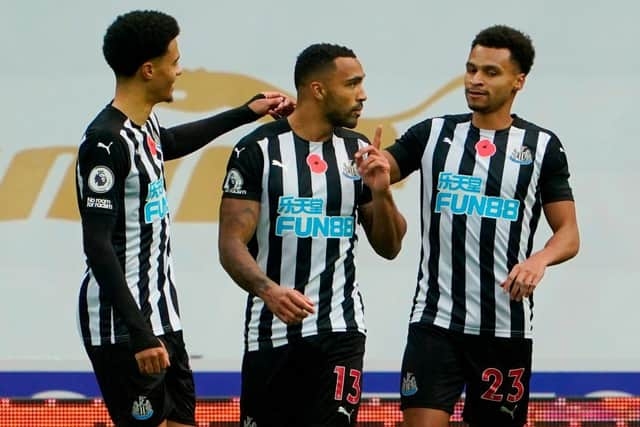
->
[103,10,180,77]
[472,25,535,75]
[294,43,356,89]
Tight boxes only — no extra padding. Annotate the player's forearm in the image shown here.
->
[365,189,407,259]
[82,219,158,352]
[85,243,159,351]
[533,223,580,267]
[163,105,260,160]
[219,238,275,299]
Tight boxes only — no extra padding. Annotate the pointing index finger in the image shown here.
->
[373,125,382,150]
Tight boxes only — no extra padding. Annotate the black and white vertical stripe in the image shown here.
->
[244,125,368,351]
[405,114,554,338]
[77,108,181,346]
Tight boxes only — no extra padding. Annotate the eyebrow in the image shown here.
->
[466,61,501,71]
[345,75,365,84]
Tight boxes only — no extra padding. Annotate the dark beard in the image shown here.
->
[467,99,494,114]
[468,103,488,113]
[326,109,357,129]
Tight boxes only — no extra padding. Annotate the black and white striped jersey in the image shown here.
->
[222,119,372,351]
[387,114,573,339]
[76,105,181,346]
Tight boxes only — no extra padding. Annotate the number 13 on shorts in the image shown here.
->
[480,367,526,403]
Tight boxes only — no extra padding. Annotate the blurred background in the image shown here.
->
[0,0,638,424]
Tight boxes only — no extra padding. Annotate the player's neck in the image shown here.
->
[471,108,514,130]
[287,104,334,142]
[112,81,154,127]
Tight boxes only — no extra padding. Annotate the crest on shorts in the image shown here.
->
[401,372,418,396]
[131,395,154,420]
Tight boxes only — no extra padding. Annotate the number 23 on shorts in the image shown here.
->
[480,367,526,403]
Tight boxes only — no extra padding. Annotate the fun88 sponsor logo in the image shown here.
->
[434,172,520,221]
[144,178,169,223]
[275,196,354,238]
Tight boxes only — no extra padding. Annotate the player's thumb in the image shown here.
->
[158,339,171,367]
[162,349,171,368]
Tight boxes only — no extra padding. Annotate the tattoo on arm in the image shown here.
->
[219,199,272,297]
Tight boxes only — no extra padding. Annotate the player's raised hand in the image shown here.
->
[247,92,296,119]
[134,338,170,375]
[261,284,315,325]
[265,91,296,118]
[355,125,391,194]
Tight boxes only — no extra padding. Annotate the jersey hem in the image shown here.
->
[82,324,182,346]
[409,319,533,340]
[245,327,366,351]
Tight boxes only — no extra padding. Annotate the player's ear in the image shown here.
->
[310,81,325,101]
[140,61,154,80]
[513,73,526,92]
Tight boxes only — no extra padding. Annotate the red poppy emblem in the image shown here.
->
[307,154,328,174]
[475,139,496,157]
[147,135,157,156]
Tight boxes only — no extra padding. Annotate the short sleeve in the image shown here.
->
[77,133,129,217]
[539,135,574,204]
[221,139,264,201]
[385,119,432,180]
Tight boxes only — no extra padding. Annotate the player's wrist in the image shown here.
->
[244,93,267,117]
[370,186,393,200]
[530,249,552,267]
[255,279,277,301]
[128,329,161,354]
[244,93,266,105]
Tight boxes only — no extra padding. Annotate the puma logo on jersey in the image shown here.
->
[443,137,453,145]
[500,404,517,419]
[234,147,246,158]
[97,142,113,155]
[337,406,354,422]
[271,159,285,169]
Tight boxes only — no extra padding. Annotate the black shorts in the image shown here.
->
[85,331,195,427]
[240,332,365,427]
[400,323,532,427]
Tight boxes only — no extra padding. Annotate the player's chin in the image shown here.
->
[163,87,176,103]
[467,98,494,113]
[342,116,359,129]
[467,103,490,113]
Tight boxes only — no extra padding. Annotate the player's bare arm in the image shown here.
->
[218,198,315,324]
[501,200,579,301]
[355,126,407,259]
